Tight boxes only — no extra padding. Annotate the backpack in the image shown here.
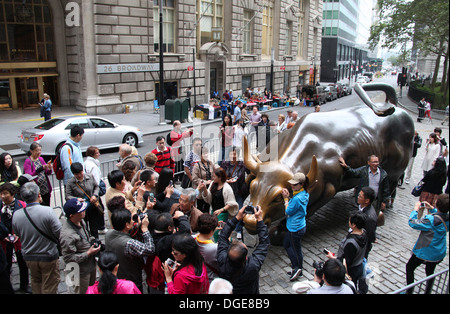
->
[53,142,73,180]
[166,132,173,146]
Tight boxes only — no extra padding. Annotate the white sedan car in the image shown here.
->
[356,77,367,84]
[20,116,144,156]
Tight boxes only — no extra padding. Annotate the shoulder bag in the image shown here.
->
[75,182,104,213]
[411,180,423,197]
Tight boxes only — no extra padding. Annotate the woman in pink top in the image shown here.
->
[162,234,209,294]
[86,252,141,294]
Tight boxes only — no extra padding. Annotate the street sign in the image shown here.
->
[187,66,194,71]
[97,63,159,74]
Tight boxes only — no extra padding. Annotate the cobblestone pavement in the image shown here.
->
[9,111,448,295]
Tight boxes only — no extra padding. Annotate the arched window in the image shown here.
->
[0,0,54,62]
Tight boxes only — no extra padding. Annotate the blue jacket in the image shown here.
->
[408,209,449,262]
[285,189,308,232]
[60,138,83,185]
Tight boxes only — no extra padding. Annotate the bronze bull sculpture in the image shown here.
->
[243,83,414,234]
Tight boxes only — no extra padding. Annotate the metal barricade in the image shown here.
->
[391,268,449,294]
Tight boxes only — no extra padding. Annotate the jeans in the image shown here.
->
[283,227,306,270]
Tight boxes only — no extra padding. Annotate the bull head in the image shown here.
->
[242,136,320,234]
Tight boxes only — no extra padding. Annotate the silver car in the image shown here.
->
[20,116,144,155]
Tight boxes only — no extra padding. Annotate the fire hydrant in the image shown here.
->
[125,105,130,114]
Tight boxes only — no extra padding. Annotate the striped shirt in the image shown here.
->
[152,146,175,174]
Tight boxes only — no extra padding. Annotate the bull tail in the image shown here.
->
[354,82,396,117]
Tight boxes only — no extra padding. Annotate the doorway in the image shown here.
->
[15,78,39,109]
[210,61,224,96]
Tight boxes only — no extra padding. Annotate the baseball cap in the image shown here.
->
[17,174,38,186]
[63,198,88,216]
[288,172,306,185]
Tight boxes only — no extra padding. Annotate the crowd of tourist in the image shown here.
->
[0,104,448,295]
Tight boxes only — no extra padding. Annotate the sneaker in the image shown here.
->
[366,267,375,279]
[98,228,108,235]
[289,268,302,281]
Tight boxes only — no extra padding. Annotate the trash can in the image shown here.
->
[180,98,189,121]
[165,99,181,122]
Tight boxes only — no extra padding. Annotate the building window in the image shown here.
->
[261,0,273,56]
[154,0,175,53]
[0,0,54,62]
[242,10,253,54]
[286,21,292,56]
[297,0,305,58]
[197,0,223,49]
[242,75,252,94]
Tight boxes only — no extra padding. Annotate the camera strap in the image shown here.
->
[23,207,62,255]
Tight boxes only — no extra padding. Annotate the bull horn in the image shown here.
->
[354,83,396,117]
[306,155,319,191]
[243,136,259,174]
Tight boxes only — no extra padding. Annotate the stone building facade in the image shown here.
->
[0,0,322,114]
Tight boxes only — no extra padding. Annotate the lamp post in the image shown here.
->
[158,0,166,125]
[270,48,274,94]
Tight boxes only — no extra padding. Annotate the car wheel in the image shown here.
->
[123,133,138,147]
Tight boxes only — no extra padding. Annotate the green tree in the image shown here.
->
[369,0,449,104]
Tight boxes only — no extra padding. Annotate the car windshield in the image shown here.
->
[34,118,65,130]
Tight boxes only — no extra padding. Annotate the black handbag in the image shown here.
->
[411,181,423,197]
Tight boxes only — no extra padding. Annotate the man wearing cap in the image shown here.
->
[281,172,309,281]
[59,198,101,294]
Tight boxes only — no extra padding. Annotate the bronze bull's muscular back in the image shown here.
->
[243,83,414,234]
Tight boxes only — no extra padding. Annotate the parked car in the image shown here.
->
[20,116,144,156]
[324,86,338,101]
[334,83,345,98]
[341,83,353,95]
[301,85,327,106]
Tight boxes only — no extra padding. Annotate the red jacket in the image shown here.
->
[167,264,209,294]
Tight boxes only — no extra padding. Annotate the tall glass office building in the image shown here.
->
[320,0,372,83]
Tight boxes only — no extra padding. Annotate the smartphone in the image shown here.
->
[323,248,330,255]
[166,258,176,268]
[420,202,426,208]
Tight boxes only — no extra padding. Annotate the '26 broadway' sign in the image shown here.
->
[97,63,160,74]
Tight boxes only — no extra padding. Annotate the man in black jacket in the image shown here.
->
[339,155,390,213]
[217,205,270,294]
[357,187,378,258]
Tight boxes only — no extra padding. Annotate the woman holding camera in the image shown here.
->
[162,233,209,294]
[406,194,449,294]
[281,172,309,281]
[23,143,53,206]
